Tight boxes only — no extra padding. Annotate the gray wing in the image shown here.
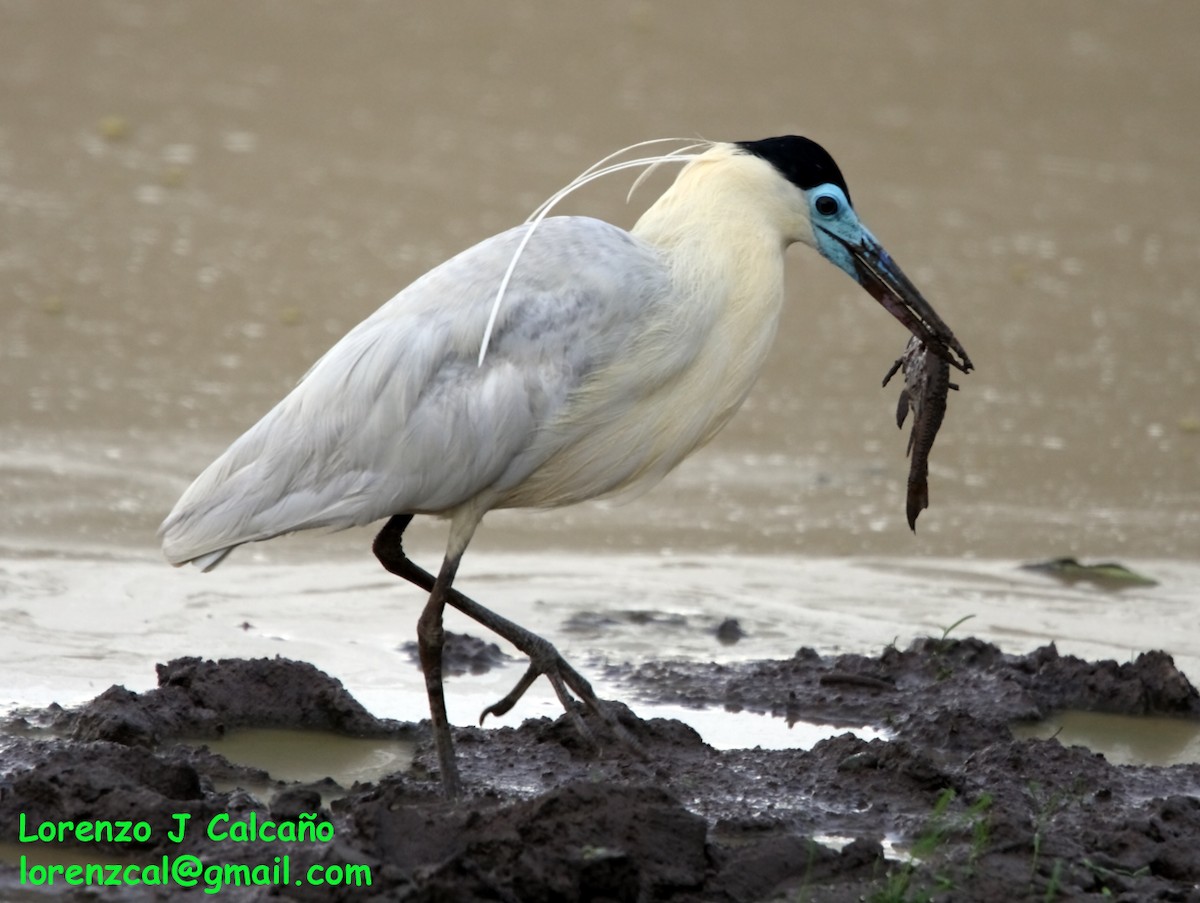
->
[159,216,674,567]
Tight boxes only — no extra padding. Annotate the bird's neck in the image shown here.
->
[634,177,786,254]
[629,162,789,433]
[631,151,799,253]
[631,164,789,325]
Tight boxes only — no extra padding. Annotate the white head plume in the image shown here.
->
[477,138,712,366]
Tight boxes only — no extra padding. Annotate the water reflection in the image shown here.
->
[203,728,415,789]
[1014,711,1200,767]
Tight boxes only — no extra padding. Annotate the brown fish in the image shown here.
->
[882,336,959,530]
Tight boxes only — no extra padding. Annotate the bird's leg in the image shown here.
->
[372,516,642,756]
[416,543,463,799]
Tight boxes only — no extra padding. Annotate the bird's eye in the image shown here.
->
[815,195,840,217]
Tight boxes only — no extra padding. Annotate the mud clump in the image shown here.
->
[3,642,1200,900]
[51,656,410,747]
[399,630,514,677]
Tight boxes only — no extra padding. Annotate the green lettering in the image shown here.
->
[203,862,224,895]
[314,819,334,843]
[228,818,248,842]
[206,813,229,841]
[167,813,191,843]
[118,862,137,885]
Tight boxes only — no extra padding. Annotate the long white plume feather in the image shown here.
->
[476,138,711,366]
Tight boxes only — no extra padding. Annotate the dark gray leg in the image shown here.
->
[417,550,463,799]
[373,516,643,758]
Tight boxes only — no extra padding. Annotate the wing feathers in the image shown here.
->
[160,217,671,566]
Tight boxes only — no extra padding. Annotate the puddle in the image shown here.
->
[637,703,886,751]
[1013,710,1200,767]
[813,834,855,853]
[202,728,414,790]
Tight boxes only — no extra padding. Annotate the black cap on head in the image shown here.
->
[736,136,851,205]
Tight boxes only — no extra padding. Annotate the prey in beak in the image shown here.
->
[840,226,973,373]
[804,180,971,532]
[804,182,973,374]
[732,136,971,531]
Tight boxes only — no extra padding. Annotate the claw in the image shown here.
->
[479,663,540,723]
[480,645,647,760]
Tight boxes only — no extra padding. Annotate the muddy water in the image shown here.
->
[2,3,1199,729]
[1014,710,1200,768]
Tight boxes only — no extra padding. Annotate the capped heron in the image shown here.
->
[160,136,973,798]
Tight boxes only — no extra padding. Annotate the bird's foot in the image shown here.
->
[479,637,646,759]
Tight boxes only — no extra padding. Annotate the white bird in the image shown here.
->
[160,136,972,798]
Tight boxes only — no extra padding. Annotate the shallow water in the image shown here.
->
[198,717,880,797]
[1,3,1198,753]
[203,728,415,791]
[1014,710,1200,768]
[2,554,1196,757]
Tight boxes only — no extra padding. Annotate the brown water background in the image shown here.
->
[1,2,1198,721]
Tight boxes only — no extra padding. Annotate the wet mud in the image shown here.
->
[3,642,1200,901]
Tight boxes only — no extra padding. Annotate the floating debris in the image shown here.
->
[715,618,745,646]
[1020,557,1158,589]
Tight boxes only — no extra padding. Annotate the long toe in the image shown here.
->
[480,648,648,761]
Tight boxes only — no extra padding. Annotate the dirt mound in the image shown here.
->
[3,641,1200,900]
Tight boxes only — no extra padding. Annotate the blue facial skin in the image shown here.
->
[805,182,911,307]
[804,181,932,349]
[805,183,875,283]
[803,180,974,375]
